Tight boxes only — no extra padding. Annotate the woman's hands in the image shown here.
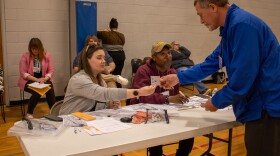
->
[37,76,49,84]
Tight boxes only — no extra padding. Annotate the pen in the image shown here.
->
[179,91,186,98]
[164,109,169,124]
[145,109,149,124]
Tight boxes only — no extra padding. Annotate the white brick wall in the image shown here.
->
[94,0,280,81]
[2,0,280,104]
[2,0,70,104]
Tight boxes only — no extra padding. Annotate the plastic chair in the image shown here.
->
[49,100,63,116]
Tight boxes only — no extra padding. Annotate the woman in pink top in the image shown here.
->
[18,38,55,118]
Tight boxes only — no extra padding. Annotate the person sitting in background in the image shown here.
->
[72,35,128,88]
[142,56,151,65]
[59,44,156,115]
[18,38,56,118]
[130,41,194,156]
[97,18,125,88]
[171,41,211,95]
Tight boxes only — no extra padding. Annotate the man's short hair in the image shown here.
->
[194,0,229,8]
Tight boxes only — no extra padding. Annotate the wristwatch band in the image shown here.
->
[133,90,139,97]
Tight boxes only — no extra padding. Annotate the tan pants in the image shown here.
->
[101,74,117,88]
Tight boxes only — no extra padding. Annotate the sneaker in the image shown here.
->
[25,114,34,119]
[202,89,212,96]
[116,75,128,86]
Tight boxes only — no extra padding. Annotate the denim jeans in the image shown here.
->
[176,66,208,94]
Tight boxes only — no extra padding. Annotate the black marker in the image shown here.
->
[164,109,169,124]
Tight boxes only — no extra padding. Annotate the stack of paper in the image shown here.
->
[27,82,51,96]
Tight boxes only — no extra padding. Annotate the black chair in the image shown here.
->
[131,58,143,82]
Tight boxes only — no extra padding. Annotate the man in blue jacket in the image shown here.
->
[160,1,280,155]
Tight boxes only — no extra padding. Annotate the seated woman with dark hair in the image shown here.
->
[59,44,155,115]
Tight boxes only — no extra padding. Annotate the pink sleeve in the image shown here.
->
[45,52,54,78]
[19,53,31,79]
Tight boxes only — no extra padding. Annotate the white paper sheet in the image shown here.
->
[27,82,50,89]
[84,118,131,135]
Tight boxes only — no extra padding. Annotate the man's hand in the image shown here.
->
[201,99,218,112]
[160,74,179,89]
[169,94,189,104]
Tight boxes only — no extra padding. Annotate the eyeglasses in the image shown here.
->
[174,44,180,46]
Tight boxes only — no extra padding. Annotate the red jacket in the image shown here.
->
[130,60,179,104]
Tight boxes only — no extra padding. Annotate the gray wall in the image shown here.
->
[2,0,280,105]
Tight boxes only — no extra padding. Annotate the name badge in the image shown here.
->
[33,67,40,73]
[161,91,169,96]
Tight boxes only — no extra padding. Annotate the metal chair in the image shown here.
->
[20,90,27,117]
[49,100,63,116]
[0,92,5,123]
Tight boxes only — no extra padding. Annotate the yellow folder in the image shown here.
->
[27,86,51,96]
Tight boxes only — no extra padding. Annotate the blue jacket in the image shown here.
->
[177,4,280,123]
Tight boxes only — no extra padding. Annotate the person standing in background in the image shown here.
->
[18,38,56,119]
[97,18,125,88]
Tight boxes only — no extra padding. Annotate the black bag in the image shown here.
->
[212,71,226,84]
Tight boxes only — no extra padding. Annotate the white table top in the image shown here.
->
[18,108,241,156]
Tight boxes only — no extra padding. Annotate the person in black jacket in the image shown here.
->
[171,41,211,95]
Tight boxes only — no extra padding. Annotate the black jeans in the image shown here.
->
[24,80,55,114]
[149,138,194,156]
[245,111,280,156]
[108,51,125,88]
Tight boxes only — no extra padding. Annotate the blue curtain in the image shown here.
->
[76,1,97,53]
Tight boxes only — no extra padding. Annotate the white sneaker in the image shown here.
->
[116,75,128,86]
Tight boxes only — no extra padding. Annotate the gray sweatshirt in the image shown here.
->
[59,70,127,115]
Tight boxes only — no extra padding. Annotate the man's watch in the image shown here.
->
[133,90,139,97]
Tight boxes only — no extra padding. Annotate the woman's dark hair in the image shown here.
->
[79,44,106,86]
[109,18,118,29]
[28,38,45,61]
